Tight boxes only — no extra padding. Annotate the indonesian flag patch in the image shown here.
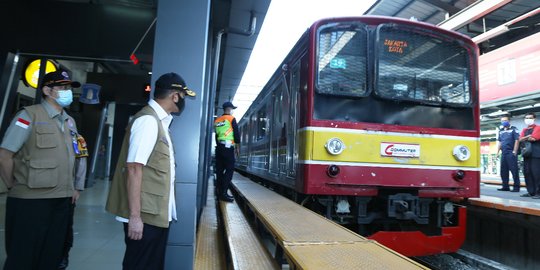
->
[15,118,30,129]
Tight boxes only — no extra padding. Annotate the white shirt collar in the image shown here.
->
[148,99,170,121]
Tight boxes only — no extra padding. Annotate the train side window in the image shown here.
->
[256,107,267,141]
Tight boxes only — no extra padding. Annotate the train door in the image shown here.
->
[287,61,301,178]
[269,87,281,175]
[279,78,290,178]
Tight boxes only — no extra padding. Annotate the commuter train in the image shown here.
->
[235,16,479,257]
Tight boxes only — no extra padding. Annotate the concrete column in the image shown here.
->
[151,0,210,269]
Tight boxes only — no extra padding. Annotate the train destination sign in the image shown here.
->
[380,142,420,158]
[383,39,408,54]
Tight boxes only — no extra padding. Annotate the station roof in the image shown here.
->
[3,0,539,131]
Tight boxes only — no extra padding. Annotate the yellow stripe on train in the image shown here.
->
[299,128,479,168]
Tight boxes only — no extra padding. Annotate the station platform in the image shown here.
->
[477,174,540,215]
[213,174,427,270]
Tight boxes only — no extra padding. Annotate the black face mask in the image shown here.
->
[172,97,185,116]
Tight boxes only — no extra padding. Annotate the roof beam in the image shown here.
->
[437,0,512,30]
[417,0,460,15]
[473,7,540,43]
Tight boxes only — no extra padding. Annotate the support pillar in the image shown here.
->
[151,0,211,269]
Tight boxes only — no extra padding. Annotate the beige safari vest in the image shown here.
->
[10,104,76,199]
[106,106,172,228]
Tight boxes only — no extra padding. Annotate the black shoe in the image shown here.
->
[520,193,533,197]
[225,194,234,200]
[219,196,233,202]
[497,188,510,191]
[58,257,68,269]
[511,189,520,192]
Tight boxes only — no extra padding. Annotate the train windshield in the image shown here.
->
[316,23,368,97]
[375,24,472,106]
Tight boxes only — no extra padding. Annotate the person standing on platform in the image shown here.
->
[59,134,89,269]
[106,72,196,270]
[519,112,540,198]
[0,71,81,270]
[497,115,520,192]
[214,101,240,202]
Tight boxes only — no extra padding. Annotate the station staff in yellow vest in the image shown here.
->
[214,101,240,202]
[0,70,81,270]
[106,72,195,270]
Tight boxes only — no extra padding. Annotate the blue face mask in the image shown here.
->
[501,120,510,127]
[55,89,73,107]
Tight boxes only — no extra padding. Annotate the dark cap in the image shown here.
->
[42,71,81,88]
[222,101,237,109]
[155,72,196,97]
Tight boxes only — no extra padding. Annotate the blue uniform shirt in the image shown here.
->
[498,126,519,154]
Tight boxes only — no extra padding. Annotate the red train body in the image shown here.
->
[236,16,480,256]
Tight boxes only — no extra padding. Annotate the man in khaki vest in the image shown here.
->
[0,70,81,270]
[106,72,195,270]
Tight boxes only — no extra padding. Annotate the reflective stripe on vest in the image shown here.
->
[214,115,235,142]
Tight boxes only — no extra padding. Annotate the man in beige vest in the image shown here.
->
[0,70,81,270]
[106,72,195,270]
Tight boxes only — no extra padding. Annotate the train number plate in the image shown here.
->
[380,142,420,158]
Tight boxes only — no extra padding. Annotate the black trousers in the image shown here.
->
[500,153,520,189]
[523,157,540,195]
[215,144,235,196]
[62,202,76,259]
[122,222,169,270]
[4,197,70,270]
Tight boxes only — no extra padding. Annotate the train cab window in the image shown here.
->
[316,23,368,97]
[375,24,472,106]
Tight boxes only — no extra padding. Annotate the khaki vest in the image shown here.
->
[106,106,172,228]
[10,104,76,199]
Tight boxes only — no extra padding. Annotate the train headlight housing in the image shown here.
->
[325,138,345,155]
[452,145,471,162]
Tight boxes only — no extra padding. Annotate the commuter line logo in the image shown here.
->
[380,142,420,158]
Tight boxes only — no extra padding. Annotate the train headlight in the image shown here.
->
[325,138,345,155]
[452,145,471,161]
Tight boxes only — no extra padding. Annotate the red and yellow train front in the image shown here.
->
[299,17,480,256]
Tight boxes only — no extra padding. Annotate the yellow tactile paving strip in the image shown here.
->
[285,242,424,270]
[232,174,428,270]
[220,200,280,270]
[194,184,226,270]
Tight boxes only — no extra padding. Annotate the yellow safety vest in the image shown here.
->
[214,114,235,143]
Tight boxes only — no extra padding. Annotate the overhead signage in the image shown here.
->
[479,31,540,103]
[23,59,57,89]
[380,142,420,158]
[80,84,101,104]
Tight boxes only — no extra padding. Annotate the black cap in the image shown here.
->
[42,71,81,88]
[222,101,237,109]
[155,72,196,97]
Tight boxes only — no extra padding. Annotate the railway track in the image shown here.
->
[413,250,515,270]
